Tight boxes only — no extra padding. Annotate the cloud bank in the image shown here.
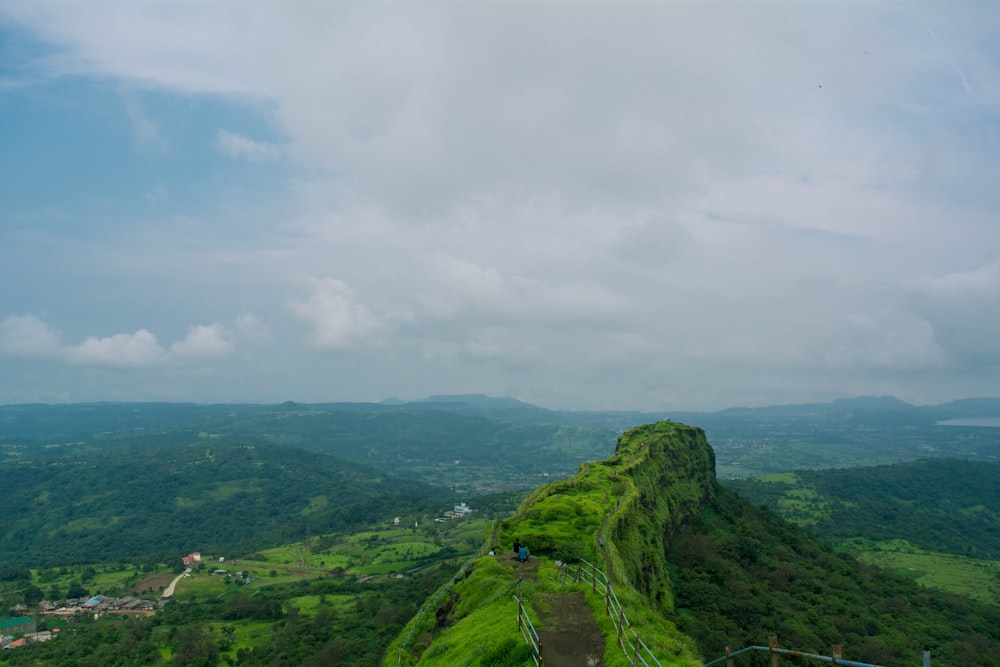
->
[1,2,999,409]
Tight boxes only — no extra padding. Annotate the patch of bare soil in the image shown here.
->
[494,550,541,580]
[535,591,605,667]
[133,572,174,595]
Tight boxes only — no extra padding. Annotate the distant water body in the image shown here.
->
[937,418,1000,428]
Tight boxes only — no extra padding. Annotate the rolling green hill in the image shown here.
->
[0,400,618,491]
[0,439,449,567]
[4,395,1000,488]
[387,421,1000,667]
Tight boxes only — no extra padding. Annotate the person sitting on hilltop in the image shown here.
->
[513,538,521,555]
[518,544,528,563]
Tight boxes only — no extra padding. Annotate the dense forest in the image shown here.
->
[0,439,448,567]
[5,395,999,486]
[667,487,1000,666]
[725,459,1000,559]
[0,401,617,491]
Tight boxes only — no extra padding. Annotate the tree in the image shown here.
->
[169,626,220,667]
[22,585,44,606]
[67,581,89,599]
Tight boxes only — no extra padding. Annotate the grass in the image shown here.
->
[387,422,708,667]
[775,487,831,526]
[757,472,798,483]
[287,593,355,616]
[841,538,1000,606]
[10,505,489,665]
[28,563,144,598]
[210,619,274,662]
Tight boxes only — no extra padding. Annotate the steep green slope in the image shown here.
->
[0,439,448,567]
[667,487,1000,666]
[388,420,1000,667]
[385,421,712,667]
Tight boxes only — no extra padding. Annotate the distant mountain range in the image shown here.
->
[2,394,998,484]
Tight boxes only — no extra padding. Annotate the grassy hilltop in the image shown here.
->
[385,421,713,667]
[385,420,1000,667]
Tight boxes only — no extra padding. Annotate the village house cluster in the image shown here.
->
[3,592,165,651]
[44,594,163,617]
[434,502,475,523]
[1,616,56,650]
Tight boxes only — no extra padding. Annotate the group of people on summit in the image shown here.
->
[487,537,529,562]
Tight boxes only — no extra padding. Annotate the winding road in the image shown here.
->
[162,568,191,598]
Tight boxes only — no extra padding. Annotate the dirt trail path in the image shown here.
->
[535,591,605,667]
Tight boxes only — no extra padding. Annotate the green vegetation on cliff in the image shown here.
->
[386,421,713,667]
[390,420,1000,667]
[668,487,1000,666]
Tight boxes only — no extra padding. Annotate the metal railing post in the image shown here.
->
[518,580,523,632]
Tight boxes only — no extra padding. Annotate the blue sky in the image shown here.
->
[1,2,999,411]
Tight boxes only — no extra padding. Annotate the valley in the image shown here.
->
[2,395,999,665]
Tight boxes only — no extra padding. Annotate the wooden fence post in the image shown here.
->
[832,645,842,665]
[769,636,780,667]
[632,633,640,666]
[725,645,734,667]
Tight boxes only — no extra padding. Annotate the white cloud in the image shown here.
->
[1,314,250,370]
[0,313,63,358]
[233,312,272,347]
[170,323,233,360]
[216,129,280,162]
[66,329,168,368]
[911,260,1000,367]
[3,2,1000,408]
[289,279,384,350]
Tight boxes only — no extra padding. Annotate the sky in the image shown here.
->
[1,1,999,411]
